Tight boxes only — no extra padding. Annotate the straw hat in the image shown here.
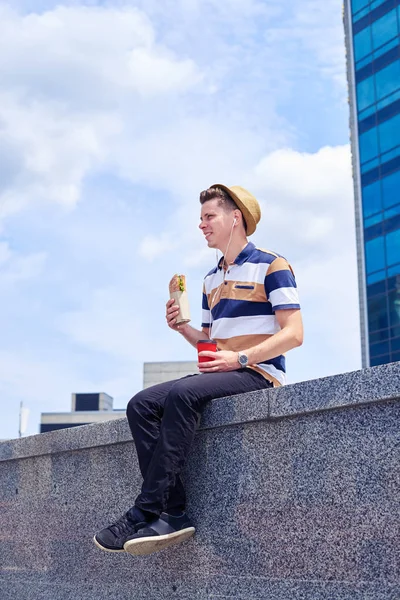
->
[212,184,261,236]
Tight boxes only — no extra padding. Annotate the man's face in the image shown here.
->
[199,199,235,250]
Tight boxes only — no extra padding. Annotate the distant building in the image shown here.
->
[344,0,400,367]
[40,393,124,433]
[40,361,198,433]
[143,361,197,388]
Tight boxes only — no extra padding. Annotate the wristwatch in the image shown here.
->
[237,351,249,367]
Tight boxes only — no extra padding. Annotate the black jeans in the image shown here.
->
[126,369,272,517]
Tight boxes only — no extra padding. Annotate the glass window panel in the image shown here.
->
[359,104,377,120]
[371,0,391,9]
[370,340,390,357]
[352,0,368,13]
[373,36,399,61]
[354,27,372,61]
[367,279,386,297]
[354,8,371,22]
[371,9,398,50]
[388,286,400,327]
[388,263,400,277]
[357,76,376,111]
[367,270,386,284]
[379,114,400,154]
[385,205,400,220]
[356,54,374,70]
[391,350,400,362]
[375,61,400,102]
[362,180,382,217]
[370,354,390,366]
[391,324,400,338]
[380,145,400,164]
[361,156,380,173]
[365,235,386,274]
[391,336,400,352]
[359,128,379,163]
[369,328,389,343]
[382,170,400,209]
[385,229,400,266]
[377,89,400,112]
[368,293,388,331]
[365,213,383,228]
[388,275,399,291]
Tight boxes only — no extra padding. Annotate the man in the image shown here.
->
[94,185,303,557]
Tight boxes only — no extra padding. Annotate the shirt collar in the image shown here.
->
[218,242,255,269]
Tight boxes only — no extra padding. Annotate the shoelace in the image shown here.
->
[109,513,137,537]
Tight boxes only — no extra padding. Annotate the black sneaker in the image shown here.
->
[93,507,148,552]
[123,511,195,556]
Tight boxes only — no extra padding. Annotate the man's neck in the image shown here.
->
[220,238,248,268]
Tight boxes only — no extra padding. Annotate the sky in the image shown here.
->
[0,0,361,440]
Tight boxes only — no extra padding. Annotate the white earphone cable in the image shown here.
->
[209,218,236,339]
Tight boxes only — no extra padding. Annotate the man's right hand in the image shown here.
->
[166,298,181,331]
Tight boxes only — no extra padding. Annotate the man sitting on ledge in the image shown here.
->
[94,184,303,556]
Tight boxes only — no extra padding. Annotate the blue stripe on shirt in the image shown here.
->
[265,269,297,295]
[248,249,283,264]
[202,293,210,309]
[211,298,273,320]
[273,303,300,311]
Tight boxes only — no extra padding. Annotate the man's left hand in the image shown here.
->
[198,350,240,373]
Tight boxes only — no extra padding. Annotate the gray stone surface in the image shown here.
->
[269,361,400,419]
[1,362,399,599]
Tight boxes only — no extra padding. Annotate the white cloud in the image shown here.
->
[250,145,354,258]
[0,4,205,217]
[253,145,351,203]
[128,48,202,95]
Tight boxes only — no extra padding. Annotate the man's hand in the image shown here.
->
[198,350,240,373]
[166,298,182,331]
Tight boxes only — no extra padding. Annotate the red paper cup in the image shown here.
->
[197,339,217,363]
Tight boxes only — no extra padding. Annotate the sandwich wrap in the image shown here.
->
[169,274,191,325]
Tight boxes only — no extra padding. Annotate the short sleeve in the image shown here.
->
[201,283,211,328]
[264,257,300,311]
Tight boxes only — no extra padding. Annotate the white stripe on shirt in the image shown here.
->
[269,287,300,309]
[211,314,280,338]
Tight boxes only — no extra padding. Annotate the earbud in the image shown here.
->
[233,218,237,225]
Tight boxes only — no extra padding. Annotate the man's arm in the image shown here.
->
[242,308,303,364]
[179,323,210,348]
[198,308,303,372]
[166,298,210,348]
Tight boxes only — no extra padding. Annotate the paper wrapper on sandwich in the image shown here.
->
[169,274,191,325]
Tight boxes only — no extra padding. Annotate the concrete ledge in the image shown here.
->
[1,362,399,462]
[1,363,399,600]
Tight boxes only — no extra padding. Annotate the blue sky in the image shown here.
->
[0,0,361,440]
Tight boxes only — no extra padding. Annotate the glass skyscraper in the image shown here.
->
[344,0,400,368]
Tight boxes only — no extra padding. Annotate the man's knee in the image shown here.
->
[164,378,202,412]
[126,389,150,419]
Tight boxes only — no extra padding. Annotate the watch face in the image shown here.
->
[239,354,247,366]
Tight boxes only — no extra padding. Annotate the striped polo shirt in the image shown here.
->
[201,242,300,387]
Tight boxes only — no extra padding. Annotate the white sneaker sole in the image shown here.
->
[123,527,195,556]
[93,535,125,553]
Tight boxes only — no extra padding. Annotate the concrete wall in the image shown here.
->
[1,362,399,600]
